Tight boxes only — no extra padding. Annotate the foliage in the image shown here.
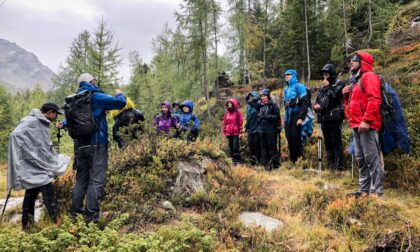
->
[0,215,216,252]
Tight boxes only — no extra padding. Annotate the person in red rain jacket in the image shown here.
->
[343,51,384,197]
[223,98,243,164]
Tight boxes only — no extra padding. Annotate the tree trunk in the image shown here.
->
[342,0,349,58]
[212,0,220,100]
[367,0,373,48]
[304,0,311,83]
[263,0,268,82]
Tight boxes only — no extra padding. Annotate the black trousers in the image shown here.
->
[285,114,303,163]
[248,133,260,165]
[22,182,60,229]
[227,135,241,163]
[321,121,344,171]
[259,132,280,170]
[70,144,108,222]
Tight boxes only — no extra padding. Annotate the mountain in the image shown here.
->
[0,38,54,92]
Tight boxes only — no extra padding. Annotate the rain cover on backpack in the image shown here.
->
[63,91,98,139]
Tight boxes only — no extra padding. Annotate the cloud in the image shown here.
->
[0,0,180,82]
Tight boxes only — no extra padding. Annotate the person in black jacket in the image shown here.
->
[245,91,260,165]
[247,89,280,170]
[314,64,345,174]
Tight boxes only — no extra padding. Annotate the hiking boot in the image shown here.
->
[352,191,368,198]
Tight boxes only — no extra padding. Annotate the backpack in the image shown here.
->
[357,75,410,155]
[119,108,144,126]
[63,91,98,139]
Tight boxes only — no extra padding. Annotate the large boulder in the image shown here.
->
[173,158,212,197]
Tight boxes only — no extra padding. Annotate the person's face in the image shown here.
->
[182,106,190,113]
[284,73,292,82]
[350,60,360,72]
[45,111,58,121]
[227,102,233,109]
[173,104,179,110]
[261,95,269,103]
[90,79,97,86]
[161,105,169,114]
[322,72,330,80]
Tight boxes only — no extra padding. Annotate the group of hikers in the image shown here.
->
[5,51,409,230]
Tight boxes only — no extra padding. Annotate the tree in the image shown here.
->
[0,86,13,162]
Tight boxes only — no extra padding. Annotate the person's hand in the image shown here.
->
[176,123,181,129]
[314,104,321,111]
[358,121,370,133]
[55,121,64,129]
[322,78,329,87]
[115,88,123,95]
[342,85,350,94]
[297,119,303,126]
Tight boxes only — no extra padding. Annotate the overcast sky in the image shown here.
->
[0,0,183,83]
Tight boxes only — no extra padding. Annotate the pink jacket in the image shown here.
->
[223,98,243,136]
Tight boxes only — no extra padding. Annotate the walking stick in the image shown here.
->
[57,128,63,154]
[351,154,355,181]
[317,114,322,173]
[0,188,12,223]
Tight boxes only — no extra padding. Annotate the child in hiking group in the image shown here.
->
[154,101,178,134]
[176,100,200,142]
[222,98,243,164]
[247,89,281,170]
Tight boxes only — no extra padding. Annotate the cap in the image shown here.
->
[77,73,95,84]
[259,88,270,96]
[351,54,361,62]
[41,102,63,114]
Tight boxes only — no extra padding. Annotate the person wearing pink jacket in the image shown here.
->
[223,98,243,164]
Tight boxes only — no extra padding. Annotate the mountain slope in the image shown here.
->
[0,38,54,92]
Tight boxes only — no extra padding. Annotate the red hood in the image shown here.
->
[227,98,239,110]
[357,51,374,74]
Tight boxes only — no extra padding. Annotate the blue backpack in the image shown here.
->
[378,79,410,155]
[351,76,410,155]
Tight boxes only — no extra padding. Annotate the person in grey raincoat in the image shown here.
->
[7,103,70,230]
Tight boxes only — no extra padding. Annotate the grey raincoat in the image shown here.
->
[7,109,70,191]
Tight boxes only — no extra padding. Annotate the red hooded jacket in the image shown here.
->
[223,98,244,136]
[344,52,382,131]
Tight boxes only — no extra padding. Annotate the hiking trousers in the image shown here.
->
[285,114,303,163]
[70,144,108,222]
[353,129,384,195]
[248,133,261,165]
[22,182,60,230]
[259,131,280,170]
[321,121,344,171]
[227,135,241,163]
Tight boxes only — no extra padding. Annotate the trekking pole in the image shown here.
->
[0,188,12,223]
[351,154,354,181]
[57,128,62,154]
[317,116,322,174]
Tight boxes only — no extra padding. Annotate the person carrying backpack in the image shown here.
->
[283,69,310,165]
[245,91,261,165]
[154,100,178,134]
[314,64,345,175]
[111,97,145,149]
[247,89,280,170]
[58,73,126,222]
[172,101,182,120]
[8,103,70,230]
[343,52,383,197]
[176,100,200,142]
[223,98,243,164]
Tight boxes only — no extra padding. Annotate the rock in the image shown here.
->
[161,201,175,211]
[323,184,340,191]
[239,212,284,232]
[0,197,42,223]
[173,159,207,196]
[304,168,320,174]
[349,217,364,226]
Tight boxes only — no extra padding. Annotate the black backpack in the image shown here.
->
[63,91,98,139]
